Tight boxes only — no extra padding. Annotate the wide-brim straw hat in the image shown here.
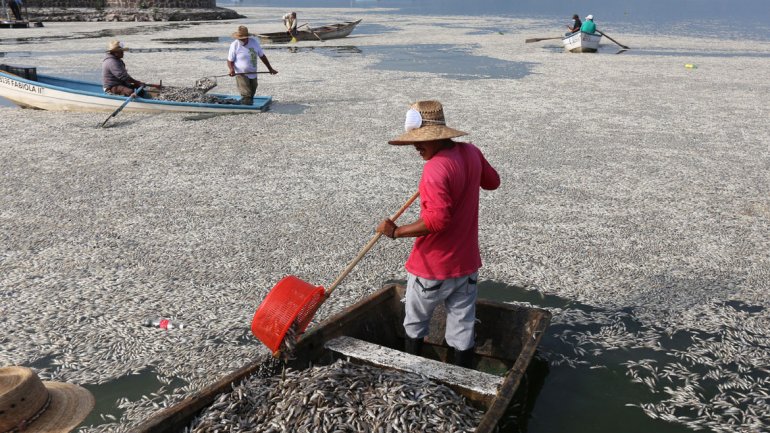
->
[232,25,251,39]
[388,100,468,145]
[106,40,128,52]
[0,366,95,433]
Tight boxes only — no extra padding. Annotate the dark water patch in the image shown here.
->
[28,353,59,369]
[153,36,231,44]
[0,51,32,58]
[365,43,534,80]
[77,366,187,428]
[0,21,212,45]
[725,300,763,313]
[265,44,363,56]
[131,47,219,53]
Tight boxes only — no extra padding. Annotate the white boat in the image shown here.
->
[562,31,602,53]
[0,67,271,113]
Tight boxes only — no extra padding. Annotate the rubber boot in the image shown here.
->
[404,337,423,356]
[454,348,474,368]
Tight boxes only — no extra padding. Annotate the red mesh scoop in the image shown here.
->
[250,275,326,353]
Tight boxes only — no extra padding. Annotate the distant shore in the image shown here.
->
[23,6,243,22]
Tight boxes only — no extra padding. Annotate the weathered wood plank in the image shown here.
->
[324,336,503,398]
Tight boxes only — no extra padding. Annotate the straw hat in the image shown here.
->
[232,25,251,39]
[388,100,468,145]
[0,366,95,433]
[106,40,128,52]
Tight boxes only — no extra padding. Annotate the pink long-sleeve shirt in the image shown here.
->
[405,142,500,280]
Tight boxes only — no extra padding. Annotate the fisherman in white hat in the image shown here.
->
[376,100,500,369]
[581,14,597,34]
[227,25,278,105]
[0,366,95,433]
[102,40,154,96]
[283,11,298,39]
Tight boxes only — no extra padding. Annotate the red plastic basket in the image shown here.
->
[251,275,326,353]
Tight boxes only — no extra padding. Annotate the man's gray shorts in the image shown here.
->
[404,271,478,351]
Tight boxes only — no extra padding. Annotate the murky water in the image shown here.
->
[477,281,694,433]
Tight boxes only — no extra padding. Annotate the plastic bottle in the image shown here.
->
[684,64,697,69]
[142,317,185,330]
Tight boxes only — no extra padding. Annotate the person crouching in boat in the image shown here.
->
[376,100,501,369]
[102,40,148,97]
[227,25,278,106]
[283,11,298,39]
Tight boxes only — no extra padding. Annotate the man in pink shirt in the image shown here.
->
[376,100,500,368]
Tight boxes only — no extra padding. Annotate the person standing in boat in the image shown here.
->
[580,14,597,34]
[102,40,148,97]
[376,100,500,369]
[566,14,582,35]
[283,11,299,39]
[227,25,278,106]
[9,0,23,21]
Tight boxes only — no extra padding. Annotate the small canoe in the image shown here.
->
[130,283,552,433]
[257,19,362,44]
[563,31,602,53]
[0,67,271,113]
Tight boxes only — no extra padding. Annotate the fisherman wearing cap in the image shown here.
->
[376,100,500,369]
[102,40,149,96]
[283,11,298,39]
[566,14,582,35]
[0,366,95,433]
[580,14,597,34]
[227,25,278,106]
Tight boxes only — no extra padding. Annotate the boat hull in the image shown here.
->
[0,71,271,113]
[130,283,551,433]
[258,19,362,44]
[562,32,602,53]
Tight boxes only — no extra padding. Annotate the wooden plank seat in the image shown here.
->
[324,335,503,399]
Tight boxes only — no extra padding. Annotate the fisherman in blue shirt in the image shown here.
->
[580,14,596,34]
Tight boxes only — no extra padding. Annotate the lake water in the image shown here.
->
[218,0,770,40]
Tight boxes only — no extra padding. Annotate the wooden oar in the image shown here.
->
[99,85,144,128]
[596,30,629,49]
[525,36,563,43]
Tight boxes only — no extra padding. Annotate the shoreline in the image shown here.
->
[19,6,243,22]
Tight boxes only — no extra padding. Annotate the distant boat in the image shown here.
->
[562,31,602,53]
[0,67,271,113]
[257,19,362,44]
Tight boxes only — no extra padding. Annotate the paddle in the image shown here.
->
[525,36,564,43]
[596,30,629,49]
[99,85,144,128]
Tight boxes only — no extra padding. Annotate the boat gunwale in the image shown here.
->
[0,71,271,110]
[128,283,551,433]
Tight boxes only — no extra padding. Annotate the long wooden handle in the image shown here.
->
[325,191,420,297]
[596,30,629,49]
[100,85,144,128]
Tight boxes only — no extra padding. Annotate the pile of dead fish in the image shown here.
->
[187,359,484,433]
[152,86,238,104]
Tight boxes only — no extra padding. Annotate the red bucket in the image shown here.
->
[251,275,326,353]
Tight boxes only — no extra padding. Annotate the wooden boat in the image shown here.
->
[562,31,602,53]
[257,19,362,44]
[130,283,552,433]
[0,66,271,113]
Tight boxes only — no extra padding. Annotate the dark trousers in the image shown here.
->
[9,1,22,20]
[235,75,258,105]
